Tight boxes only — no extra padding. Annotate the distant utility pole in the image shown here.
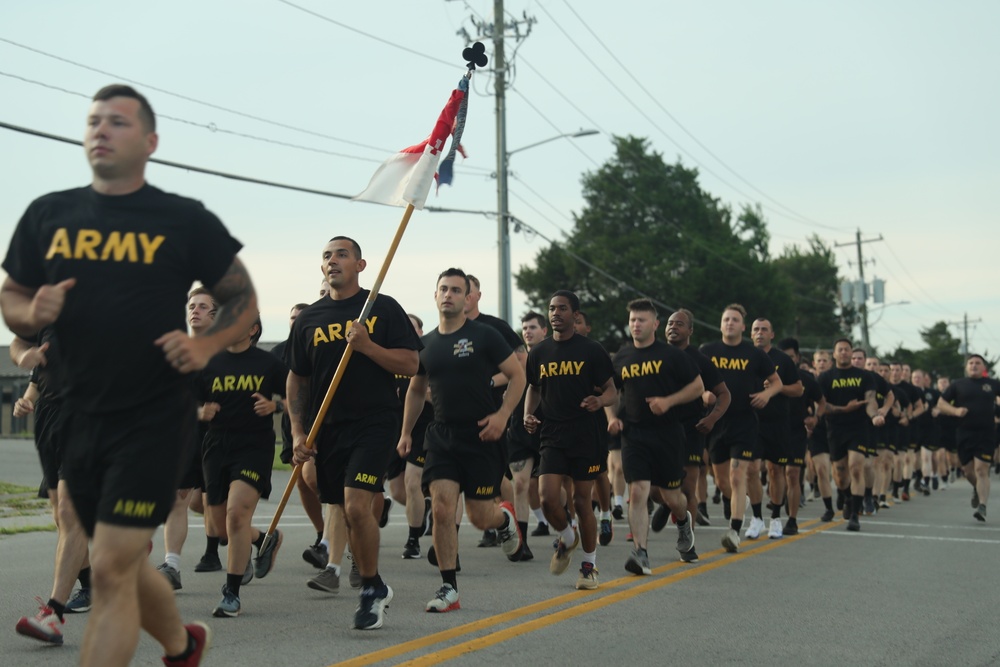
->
[457,1,535,323]
[945,313,983,356]
[835,228,883,351]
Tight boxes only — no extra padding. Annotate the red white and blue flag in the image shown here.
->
[354,75,469,210]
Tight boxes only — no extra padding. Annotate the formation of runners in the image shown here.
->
[5,85,999,667]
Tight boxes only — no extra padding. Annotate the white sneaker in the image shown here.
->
[767,518,783,539]
[721,528,740,553]
[745,517,765,540]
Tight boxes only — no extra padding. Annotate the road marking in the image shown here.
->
[854,519,1000,533]
[329,519,835,667]
[820,531,1000,544]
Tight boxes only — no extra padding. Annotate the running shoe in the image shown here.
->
[696,509,711,527]
[974,504,987,522]
[163,622,212,667]
[254,529,282,579]
[212,585,241,618]
[575,562,599,590]
[626,532,634,542]
[425,583,460,613]
[157,563,182,591]
[15,598,64,644]
[510,542,533,562]
[722,529,740,553]
[624,548,651,575]
[864,496,876,515]
[820,508,835,522]
[307,567,341,594]
[612,504,624,521]
[650,504,669,533]
[676,511,696,554]
[745,516,765,540]
[784,517,799,535]
[847,514,861,532]
[679,547,699,563]
[348,556,362,588]
[549,528,580,575]
[767,518,783,539]
[402,537,421,559]
[712,488,722,504]
[477,529,498,548]
[878,499,891,509]
[530,522,550,537]
[496,501,523,558]
[303,542,329,569]
[599,517,614,545]
[194,552,222,573]
[354,583,393,630]
[379,498,392,529]
[241,558,253,586]
[65,587,92,613]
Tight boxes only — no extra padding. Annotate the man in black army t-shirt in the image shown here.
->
[817,339,884,531]
[938,354,998,521]
[287,236,421,631]
[1,84,257,667]
[398,268,525,613]
[524,290,616,590]
[778,338,824,534]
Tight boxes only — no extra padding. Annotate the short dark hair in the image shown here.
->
[777,337,799,354]
[466,274,481,290]
[250,313,263,347]
[723,303,747,319]
[329,236,362,259]
[833,338,853,350]
[967,353,987,366]
[576,310,589,325]
[521,311,546,329]
[292,303,310,312]
[407,313,423,329]
[626,298,657,317]
[670,308,694,328]
[436,267,470,294]
[852,347,867,356]
[93,84,156,132]
[551,290,580,312]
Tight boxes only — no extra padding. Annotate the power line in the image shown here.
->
[556,1,844,233]
[880,239,960,317]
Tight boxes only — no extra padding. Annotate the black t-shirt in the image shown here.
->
[198,346,288,434]
[287,289,422,425]
[887,383,911,428]
[673,345,724,424]
[942,377,999,433]
[790,368,822,428]
[417,319,513,425]
[818,366,875,437]
[2,184,241,413]
[699,340,774,416]
[918,386,941,430]
[471,312,523,408]
[612,340,699,426]
[526,334,614,424]
[26,327,63,405]
[756,347,799,423]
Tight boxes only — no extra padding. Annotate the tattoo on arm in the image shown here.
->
[205,257,255,334]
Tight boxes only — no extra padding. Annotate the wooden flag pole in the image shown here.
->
[260,203,416,550]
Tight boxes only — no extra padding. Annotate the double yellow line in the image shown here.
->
[331,518,838,667]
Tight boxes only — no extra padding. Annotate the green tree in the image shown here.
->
[771,235,846,350]
[515,136,799,350]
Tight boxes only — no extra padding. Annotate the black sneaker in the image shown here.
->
[842,502,851,521]
[402,537,421,559]
[650,504,669,533]
[510,542,533,562]
[974,504,987,522]
[254,529,282,579]
[379,498,392,529]
[426,545,461,572]
[303,543,329,569]
[612,504,624,521]
[932,477,939,491]
[784,517,799,536]
[863,496,876,516]
[712,488,721,504]
[679,547,699,563]
[599,518,614,546]
[477,530,498,548]
[847,514,861,532]
[194,552,222,573]
[820,509,835,522]
[530,523,550,537]
[354,583,393,630]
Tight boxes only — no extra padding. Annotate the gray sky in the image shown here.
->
[1,1,997,357]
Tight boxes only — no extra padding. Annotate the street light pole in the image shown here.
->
[496,128,599,322]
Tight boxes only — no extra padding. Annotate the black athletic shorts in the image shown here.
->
[177,423,208,490]
[507,423,540,467]
[621,422,685,490]
[315,410,396,505]
[788,424,808,467]
[828,427,872,461]
[537,416,604,480]
[758,419,789,466]
[422,422,506,500]
[61,390,196,536]
[957,429,996,466]
[707,413,759,465]
[202,430,274,506]
[681,419,706,467]
[406,411,433,468]
[33,399,64,498]
[808,422,829,457]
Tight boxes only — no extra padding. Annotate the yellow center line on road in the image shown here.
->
[330,519,835,667]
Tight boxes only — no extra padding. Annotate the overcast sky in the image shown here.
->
[1,1,996,356]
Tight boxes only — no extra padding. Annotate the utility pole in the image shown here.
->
[835,229,883,351]
[945,312,983,356]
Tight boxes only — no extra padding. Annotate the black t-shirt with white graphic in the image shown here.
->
[198,346,288,434]
[471,312,523,408]
[756,347,799,423]
[942,377,999,433]
[2,184,240,413]
[699,340,774,416]
[288,289,422,426]
[612,340,700,426]
[526,334,614,424]
[417,319,513,425]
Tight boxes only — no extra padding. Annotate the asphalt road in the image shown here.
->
[2,438,999,666]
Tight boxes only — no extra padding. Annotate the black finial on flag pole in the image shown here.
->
[464,42,488,70]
